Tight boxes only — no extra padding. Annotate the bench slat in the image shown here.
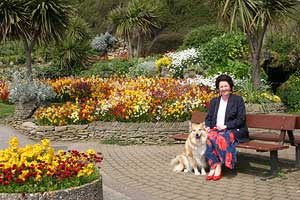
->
[236,141,289,151]
[246,114,296,130]
[249,132,300,144]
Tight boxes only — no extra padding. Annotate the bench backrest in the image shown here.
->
[191,111,296,131]
[295,116,300,129]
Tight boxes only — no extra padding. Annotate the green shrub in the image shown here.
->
[81,58,138,77]
[277,72,300,112]
[207,59,252,79]
[34,64,84,79]
[128,57,158,77]
[181,24,225,49]
[51,16,93,71]
[201,32,248,65]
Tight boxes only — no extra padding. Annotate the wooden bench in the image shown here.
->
[171,111,298,176]
[249,115,300,168]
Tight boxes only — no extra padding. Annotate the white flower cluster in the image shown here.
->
[166,48,200,76]
[185,72,244,90]
[167,48,199,67]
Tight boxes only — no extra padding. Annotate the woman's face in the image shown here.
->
[218,81,231,97]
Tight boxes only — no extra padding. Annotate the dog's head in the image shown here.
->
[189,122,208,145]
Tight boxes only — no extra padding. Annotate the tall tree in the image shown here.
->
[219,0,299,88]
[0,0,72,78]
[108,0,167,58]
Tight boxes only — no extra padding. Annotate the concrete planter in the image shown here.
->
[0,175,103,200]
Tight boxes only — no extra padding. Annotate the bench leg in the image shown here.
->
[296,145,300,168]
[270,150,278,176]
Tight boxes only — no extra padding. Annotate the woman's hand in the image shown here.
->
[205,127,210,132]
[216,125,227,131]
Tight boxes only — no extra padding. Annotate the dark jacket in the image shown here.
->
[205,94,249,143]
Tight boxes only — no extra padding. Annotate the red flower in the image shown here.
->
[216,135,227,151]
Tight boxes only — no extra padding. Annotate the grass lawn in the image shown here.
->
[0,102,15,118]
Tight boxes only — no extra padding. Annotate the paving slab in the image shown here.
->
[1,124,300,200]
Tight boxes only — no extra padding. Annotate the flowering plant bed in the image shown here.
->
[0,137,103,193]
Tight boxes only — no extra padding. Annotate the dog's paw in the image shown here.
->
[195,171,201,176]
[201,168,206,175]
[184,169,189,173]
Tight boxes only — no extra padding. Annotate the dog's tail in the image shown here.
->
[170,155,185,173]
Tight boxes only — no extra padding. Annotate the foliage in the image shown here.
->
[0,137,102,193]
[164,0,218,33]
[51,16,94,71]
[34,64,84,79]
[0,41,25,65]
[201,32,249,66]
[219,0,300,88]
[277,72,300,111]
[91,32,118,56]
[181,24,225,49]
[108,0,167,57]
[80,58,137,78]
[128,59,158,78]
[236,77,281,104]
[0,0,73,77]
[207,59,252,80]
[8,72,56,104]
[265,32,300,70]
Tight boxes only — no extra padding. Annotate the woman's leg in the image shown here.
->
[206,131,220,176]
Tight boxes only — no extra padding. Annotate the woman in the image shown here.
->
[205,74,249,181]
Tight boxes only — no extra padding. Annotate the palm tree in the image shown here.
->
[0,0,72,78]
[219,0,299,88]
[108,0,166,58]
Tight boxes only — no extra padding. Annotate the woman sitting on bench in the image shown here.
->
[205,74,249,181]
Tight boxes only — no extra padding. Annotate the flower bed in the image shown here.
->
[35,77,215,125]
[0,137,103,195]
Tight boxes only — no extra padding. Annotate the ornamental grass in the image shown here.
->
[0,137,103,193]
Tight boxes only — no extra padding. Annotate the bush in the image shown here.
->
[128,59,158,78]
[34,64,84,79]
[181,24,225,49]
[91,32,118,55]
[8,72,56,104]
[81,58,138,77]
[277,72,300,112]
[51,16,93,71]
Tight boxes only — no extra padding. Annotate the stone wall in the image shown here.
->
[12,120,190,144]
[0,176,103,200]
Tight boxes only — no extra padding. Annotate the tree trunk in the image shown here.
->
[136,35,143,57]
[126,35,133,59]
[252,50,261,88]
[249,20,269,89]
[23,37,36,79]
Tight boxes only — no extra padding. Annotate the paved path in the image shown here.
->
[1,124,300,200]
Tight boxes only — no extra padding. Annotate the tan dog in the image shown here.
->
[170,122,207,175]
